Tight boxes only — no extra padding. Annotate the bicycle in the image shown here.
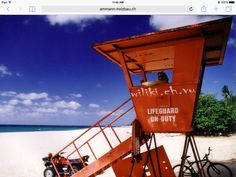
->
[173,147,233,177]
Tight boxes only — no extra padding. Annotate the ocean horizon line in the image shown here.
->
[0,124,91,133]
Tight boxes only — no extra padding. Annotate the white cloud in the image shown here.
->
[97,110,110,116]
[40,101,50,106]
[16,92,48,100]
[149,16,223,30]
[0,91,17,97]
[22,99,33,106]
[25,112,41,117]
[34,102,39,106]
[8,99,18,106]
[45,97,53,101]
[36,107,58,113]
[0,90,84,120]
[0,105,14,113]
[46,15,110,30]
[70,93,82,98]
[96,109,125,117]
[16,72,23,77]
[0,64,12,77]
[62,109,80,115]
[0,65,22,78]
[89,103,100,108]
[54,100,81,110]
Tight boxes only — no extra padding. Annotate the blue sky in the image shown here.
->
[0,15,235,125]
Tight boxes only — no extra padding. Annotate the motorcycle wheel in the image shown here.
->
[44,167,56,177]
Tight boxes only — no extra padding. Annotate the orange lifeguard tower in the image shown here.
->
[50,17,232,177]
[93,17,232,133]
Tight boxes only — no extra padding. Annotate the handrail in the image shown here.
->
[54,98,131,155]
[75,106,133,151]
[69,105,134,158]
[51,98,134,176]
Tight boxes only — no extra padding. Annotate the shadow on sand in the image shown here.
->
[215,159,236,176]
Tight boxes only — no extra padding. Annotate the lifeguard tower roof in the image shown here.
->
[93,17,232,74]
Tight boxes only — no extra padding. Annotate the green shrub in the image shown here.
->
[194,94,234,133]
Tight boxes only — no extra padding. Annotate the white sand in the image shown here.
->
[0,127,235,177]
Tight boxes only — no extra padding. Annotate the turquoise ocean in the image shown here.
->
[0,124,90,133]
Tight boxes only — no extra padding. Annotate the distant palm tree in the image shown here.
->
[221,85,236,111]
[221,85,231,100]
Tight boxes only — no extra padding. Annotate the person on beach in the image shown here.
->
[141,71,169,86]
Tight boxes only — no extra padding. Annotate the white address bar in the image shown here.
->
[41,5,194,14]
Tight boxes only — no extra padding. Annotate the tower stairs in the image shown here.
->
[52,98,135,177]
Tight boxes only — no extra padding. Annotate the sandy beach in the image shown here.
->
[0,127,235,177]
